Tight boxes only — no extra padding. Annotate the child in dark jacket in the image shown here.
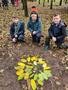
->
[10,16,25,43]
[27,12,42,44]
[2,0,8,9]
[45,14,66,50]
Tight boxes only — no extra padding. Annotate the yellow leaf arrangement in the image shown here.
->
[15,55,52,90]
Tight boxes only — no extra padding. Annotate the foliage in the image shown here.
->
[15,56,52,90]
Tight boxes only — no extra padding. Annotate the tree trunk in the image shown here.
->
[59,0,63,6]
[38,0,41,4]
[65,0,68,4]
[23,0,28,17]
[47,0,49,3]
[54,0,55,2]
[50,0,53,9]
[21,0,24,9]
[43,0,45,7]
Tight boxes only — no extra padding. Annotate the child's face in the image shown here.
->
[31,14,37,21]
[12,17,19,24]
[53,15,61,24]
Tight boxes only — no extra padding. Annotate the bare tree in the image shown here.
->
[38,0,41,4]
[65,0,68,4]
[43,0,45,7]
[23,0,28,17]
[50,0,53,9]
[59,0,63,6]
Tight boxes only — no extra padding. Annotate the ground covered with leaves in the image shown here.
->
[0,1,68,90]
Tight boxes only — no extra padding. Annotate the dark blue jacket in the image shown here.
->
[48,21,66,40]
[2,0,8,4]
[10,21,25,38]
[27,18,41,35]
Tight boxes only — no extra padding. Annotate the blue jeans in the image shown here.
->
[17,34,24,41]
[32,34,41,43]
[45,36,64,48]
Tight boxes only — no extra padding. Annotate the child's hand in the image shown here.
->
[33,31,36,35]
[12,38,17,43]
[52,37,56,42]
[15,34,18,38]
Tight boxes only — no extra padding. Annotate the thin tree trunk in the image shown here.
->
[65,0,68,4]
[43,0,45,7]
[21,0,24,9]
[38,0,41,4]
[47,0,49,3]
[50,0,53,9]
[23,0,28,17]
[59,0,63,6]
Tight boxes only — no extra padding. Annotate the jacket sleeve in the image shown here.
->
[36,21,41,34]
[10,24,15,38]
[27,21,33,32]
[57,26,66,40]
[48,25,54,37]
[18,22,25,36]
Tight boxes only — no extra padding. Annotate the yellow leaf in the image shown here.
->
[31,79,36,90]
[27,57,31,62]
[18,75,24,80]
[44,66,50,70]
[33,61,37,65]
[31,56,37,61]
[16,69,24,76]
[18,62,25,68]
[24,73,29,80]
[43,63,47,68]
[39,61,45,64]
[15,66,24,70]
[21,59,26,62]
[28,66,33,69]
[38,58,43,61]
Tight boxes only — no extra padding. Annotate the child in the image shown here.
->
[45,13,66,50]
[2,0,8,9]
[10,16,25,43]
[31,6,38,13]
[11,0,15,6]
[15,0,19,7]
[27,12,42,44]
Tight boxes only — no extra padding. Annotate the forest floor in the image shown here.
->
[0,1,68,90]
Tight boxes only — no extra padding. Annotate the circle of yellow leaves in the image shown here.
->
[15,56,52,90]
